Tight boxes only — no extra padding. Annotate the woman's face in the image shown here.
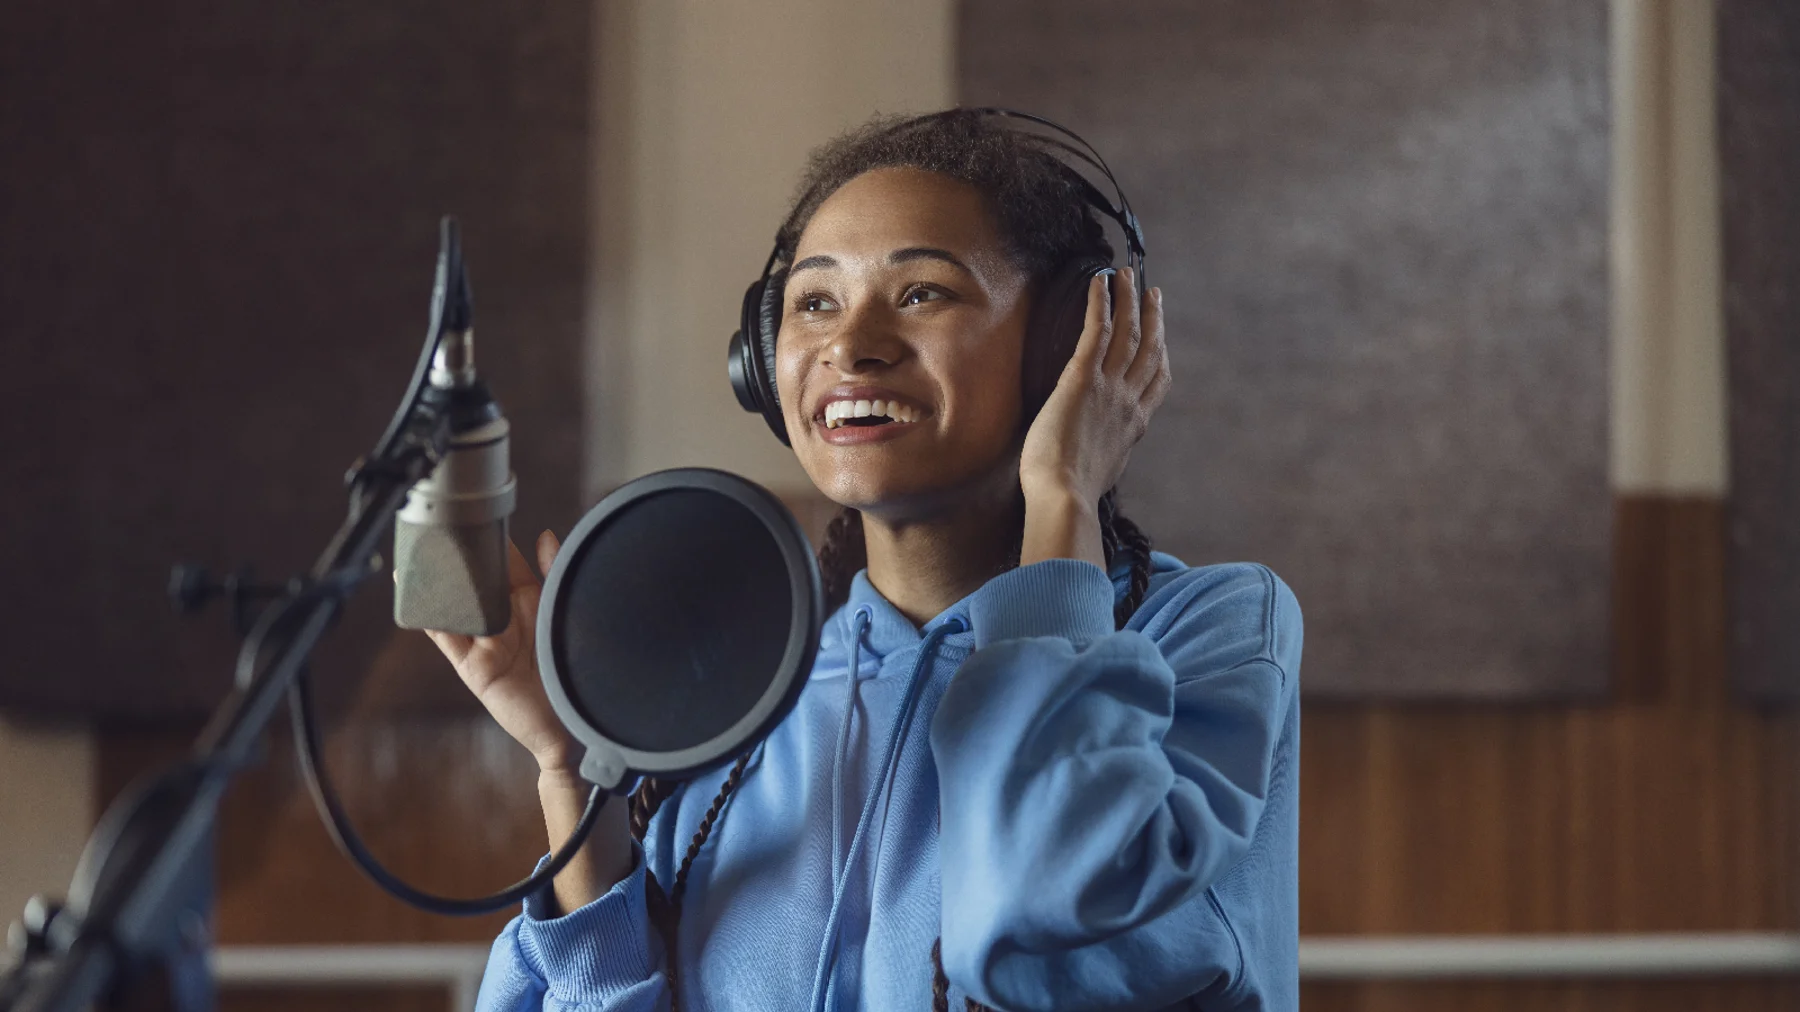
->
[776,167,1033,520]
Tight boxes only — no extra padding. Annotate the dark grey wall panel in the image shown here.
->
[0,1,589,717]
[1721,0,1800,701]
[961,0,1611,696]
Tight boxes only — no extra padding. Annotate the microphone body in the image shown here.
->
[394,327,517,636]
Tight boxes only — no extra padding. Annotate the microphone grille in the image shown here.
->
[394,517,512,636]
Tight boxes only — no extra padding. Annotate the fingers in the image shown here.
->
[1140,346,1172,414]
[423,627,473,666]
[1126,286,1169,398]
[1101,267,1143,375]
[507,529,562,638]
[505,537,538,592]
[1070,270,1114,375]
[536,529,561,578]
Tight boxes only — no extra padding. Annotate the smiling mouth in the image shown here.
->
[819,398,924,430]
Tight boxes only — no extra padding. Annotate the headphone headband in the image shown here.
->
[772,107,1144,275]
[960,107,1146,265]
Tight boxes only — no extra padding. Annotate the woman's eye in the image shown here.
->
[798,294,837,313]
[901,286,945,307]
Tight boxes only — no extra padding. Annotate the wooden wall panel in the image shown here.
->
[1302,979,1800,1012]
[91,497,1800,1011]
[1720,0,1800,700]
[1301,497,1799,1008]
[99,719,544,946]
[959,0,1613,699]
[219,986,445,1012]
[1303,499,1798,938]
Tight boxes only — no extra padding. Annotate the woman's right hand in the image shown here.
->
[424,529,579,775]
[428,530,637,910]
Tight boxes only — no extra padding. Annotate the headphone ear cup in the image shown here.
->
[757,267,786,401]
[729,292,764,414]
[730,271,791,445]
[1022,258,1113,418]
[755,268,789,445]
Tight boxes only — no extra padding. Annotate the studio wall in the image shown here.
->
[960,0,1614,698]
[0,0,591,718]
[1721,0,1800,700]
[3,2,1794,1011]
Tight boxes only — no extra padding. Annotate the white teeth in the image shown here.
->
[821,397,922,429]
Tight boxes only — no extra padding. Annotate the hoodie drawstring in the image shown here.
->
[809,615,967,1012]
[829,607,873,892]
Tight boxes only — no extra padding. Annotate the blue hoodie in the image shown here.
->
[476,553,1302,1011]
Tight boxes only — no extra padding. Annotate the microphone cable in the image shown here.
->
[288,655,607,916]
[370,216,462,465]
[280,214,608,916]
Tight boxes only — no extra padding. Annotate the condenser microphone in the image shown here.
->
[393,234,518,636]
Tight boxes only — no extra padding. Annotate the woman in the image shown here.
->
[432,110,1302,1011]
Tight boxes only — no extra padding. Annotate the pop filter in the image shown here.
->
[537,468,823,790]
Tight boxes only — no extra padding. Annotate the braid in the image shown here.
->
[1099,487,1155,629]
[818,506,867,612]
[626,778,683,1007]
[672,751,754,910]
[629,777,678,841]
[931,941,996,1012]
[622,753,755,1012]
[931,939,950,1012]
[1099,489,1123,566]
[1113,513,1154,626]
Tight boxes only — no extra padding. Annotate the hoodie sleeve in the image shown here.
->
[930,559,1301,1012]
[474,845,671,1012]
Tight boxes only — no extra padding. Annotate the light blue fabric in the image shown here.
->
[811,615,966,1011]
[475,553,1302,1012]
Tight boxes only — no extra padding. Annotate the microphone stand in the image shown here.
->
[0,408,452,1012]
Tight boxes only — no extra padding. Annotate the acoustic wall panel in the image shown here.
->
[0,1,590,717]
[1721,0,1800,701]
[961,0,1612,696]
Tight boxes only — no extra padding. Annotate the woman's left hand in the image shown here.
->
[1019,266,1169,510]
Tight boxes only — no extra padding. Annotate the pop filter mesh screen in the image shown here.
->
[553,488,793,754]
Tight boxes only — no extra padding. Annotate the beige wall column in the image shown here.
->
[1611,0,1728,495]
[585,0,956,500]
[0,719,93,926]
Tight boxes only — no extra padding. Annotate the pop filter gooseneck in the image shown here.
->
[538,468,824,790]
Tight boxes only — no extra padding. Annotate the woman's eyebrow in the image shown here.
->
[787,247,973,277]
[789,254,837,275]
[888,247,972,274]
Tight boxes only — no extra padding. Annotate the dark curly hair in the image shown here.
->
[776,111,1113,293]
[628,108,1155,1012]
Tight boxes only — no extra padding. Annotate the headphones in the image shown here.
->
[727,107,1147,446]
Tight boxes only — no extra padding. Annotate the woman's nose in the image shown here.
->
[819,306,904,373]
